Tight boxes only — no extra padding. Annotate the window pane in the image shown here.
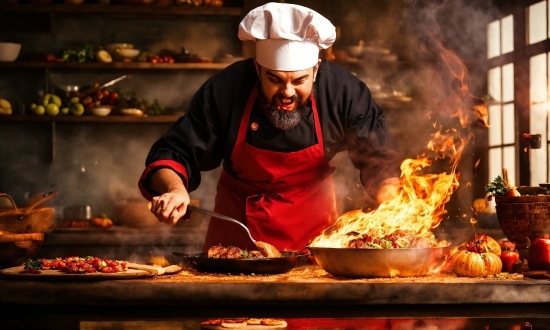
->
[501,15,514,54]
[502,103,515,144]
[488,104,502,146]
[530,103,547,139]
[502,63,514,102]
[488,67,501,102]
[487,20,500,58]
[529,1,547,45]
[503,146,516,186]
[489,148,502,183]
[531,144,547,185]
[531,53,547,104]
[530,103,548,185]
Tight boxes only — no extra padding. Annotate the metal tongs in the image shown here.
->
[79,75,129,96]
[186,205,282,258]
[186,205,256,243]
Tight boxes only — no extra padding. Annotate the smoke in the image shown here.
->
[333,0,501,245]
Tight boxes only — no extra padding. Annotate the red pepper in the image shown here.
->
[500,249,519,272]
[527,234,550,270]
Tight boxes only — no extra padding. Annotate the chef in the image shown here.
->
[139,2,401,252]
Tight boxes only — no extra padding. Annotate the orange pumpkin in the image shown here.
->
[451,250,502,277]
[485,235,502,255]
[459,234,501,255]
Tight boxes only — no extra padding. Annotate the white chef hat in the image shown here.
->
[238,2,336,71]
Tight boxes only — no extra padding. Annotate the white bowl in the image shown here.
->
[88,107,112,116]
[116,48,140,61]
[0,43,21,62]
[105,43,133,52]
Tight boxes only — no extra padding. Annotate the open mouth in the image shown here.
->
[276,98,295,111]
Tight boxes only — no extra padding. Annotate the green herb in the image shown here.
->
[240,250,253,258]
[23,259,43,270]
[61,44,96,63]
[485,175,510,196]
[146,99,165,116]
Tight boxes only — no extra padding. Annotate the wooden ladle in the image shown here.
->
[23,191,58,215]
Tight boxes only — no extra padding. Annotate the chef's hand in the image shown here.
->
[148,168,191,226]
[150,188,190,226]
[375,177,401,205]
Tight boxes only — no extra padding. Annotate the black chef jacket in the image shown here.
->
[140,58,401,199]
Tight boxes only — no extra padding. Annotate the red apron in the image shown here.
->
[203,86,337,252]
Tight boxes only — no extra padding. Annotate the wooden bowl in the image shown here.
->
[495,195,550,248]
[0,233,44,268]
[114,199,159,228]
[0,208,55,233]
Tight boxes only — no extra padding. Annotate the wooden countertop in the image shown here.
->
[1,266,549,329]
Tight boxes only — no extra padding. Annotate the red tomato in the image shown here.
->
[100,266,114,273]
[500,249,520,272]
[505,189,521,197]
[527,234,550,270]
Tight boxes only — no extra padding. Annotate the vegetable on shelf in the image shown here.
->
[485,175,520,198]
[60,44,96,63]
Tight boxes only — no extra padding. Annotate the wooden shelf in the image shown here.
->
[0,3,242,17]
[0,61,232,71]
[0,114,180,123]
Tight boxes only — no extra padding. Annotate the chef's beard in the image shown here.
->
[258,88,310,131]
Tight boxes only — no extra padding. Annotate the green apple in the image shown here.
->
[70,97,80,104]
[50,95,62,107]
[45,103,59,116]
[41,94,51,106]
[70,103,84,116]
[32,105,45,115]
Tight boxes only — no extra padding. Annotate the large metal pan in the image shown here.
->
[173,251,310,275]
[308,246,450,278]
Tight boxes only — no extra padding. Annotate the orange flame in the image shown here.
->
[311,35,488,249]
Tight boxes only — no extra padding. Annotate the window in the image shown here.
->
[487,15,515,185]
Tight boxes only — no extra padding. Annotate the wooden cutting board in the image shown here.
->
[0,264,153,280]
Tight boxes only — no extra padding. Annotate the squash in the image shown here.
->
[485,235,502,255]
[458,234,501,255]
[451,250,502,277]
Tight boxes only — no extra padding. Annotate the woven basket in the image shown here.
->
[495,195,550,247]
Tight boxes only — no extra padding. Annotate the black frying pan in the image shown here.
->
[173,251,310,275]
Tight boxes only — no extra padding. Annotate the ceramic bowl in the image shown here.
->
[104,43,134,53]
[115,48,140,61]
[88,106,112,116]
[0,42,21,62]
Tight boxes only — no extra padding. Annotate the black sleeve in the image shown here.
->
[145,84,225,191]
[345,82,401,197]
[141,59,257,193]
